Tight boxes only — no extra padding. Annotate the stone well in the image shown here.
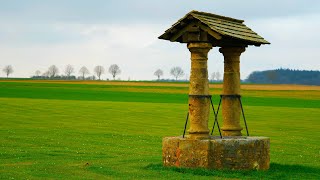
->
[158,10,270,170]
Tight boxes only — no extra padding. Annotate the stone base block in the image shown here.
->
[163,136,270,170]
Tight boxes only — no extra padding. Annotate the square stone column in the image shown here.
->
[219,47,246,136]
[187,43,212,139]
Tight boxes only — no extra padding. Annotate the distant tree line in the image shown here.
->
[153,67,185,81]
[3,64,318,85]
[210,72,222,82]
[153,67,222,82]
[31,64,122,80]
[246,68,320,85]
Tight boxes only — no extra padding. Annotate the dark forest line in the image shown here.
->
[246,69,320,85]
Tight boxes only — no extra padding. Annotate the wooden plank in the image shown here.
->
[169,22,197,42]
[202,20,254,33]
[211,25,263,39]
[200,30,208,41]
[197,22,222,40]
[188,32,201,42]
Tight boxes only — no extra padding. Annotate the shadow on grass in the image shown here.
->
[144,163,320,179]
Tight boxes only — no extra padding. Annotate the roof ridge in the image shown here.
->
[190,10,244,23]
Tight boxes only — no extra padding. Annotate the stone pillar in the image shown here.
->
[187,43,212,139]
[219,47,246,136]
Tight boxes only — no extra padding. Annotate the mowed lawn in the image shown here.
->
[0,80,319,179]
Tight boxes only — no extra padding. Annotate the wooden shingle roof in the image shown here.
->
[159,11,270,46]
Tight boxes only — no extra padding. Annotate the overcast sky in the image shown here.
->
[0,0,319,80]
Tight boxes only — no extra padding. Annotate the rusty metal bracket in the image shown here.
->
[188,94,212,98]
[238,96,249,136]
[211,94,249,136]
[182,112,189,138]
[220,94,241,99]
[183,94,223,138]
[209,96,222,138]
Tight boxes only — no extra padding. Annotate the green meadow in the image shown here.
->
[0,80,319,179]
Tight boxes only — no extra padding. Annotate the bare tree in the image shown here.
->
[64,64,74,79]
[79,66,90,80]
[94,65,105,80]
[211,72,216,81]
[108,64,121,80]
[170,66,184,81]
[216,72,221,81]
[42,71,50,78]
[35,70,41,76]
[3,65,14,78]
[48,65,59,78]
[154,69,163,80]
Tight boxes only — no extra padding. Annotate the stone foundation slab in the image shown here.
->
[163,136,270,170]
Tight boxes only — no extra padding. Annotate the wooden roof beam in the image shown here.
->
[197,22,222,40]
[170,22,222,42]
[169,22,197,42]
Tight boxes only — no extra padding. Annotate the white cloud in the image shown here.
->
[0,9,319,80]
[240,14,320,78]
[0,23,189,80]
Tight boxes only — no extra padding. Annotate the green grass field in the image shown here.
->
[0,80,319,179]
